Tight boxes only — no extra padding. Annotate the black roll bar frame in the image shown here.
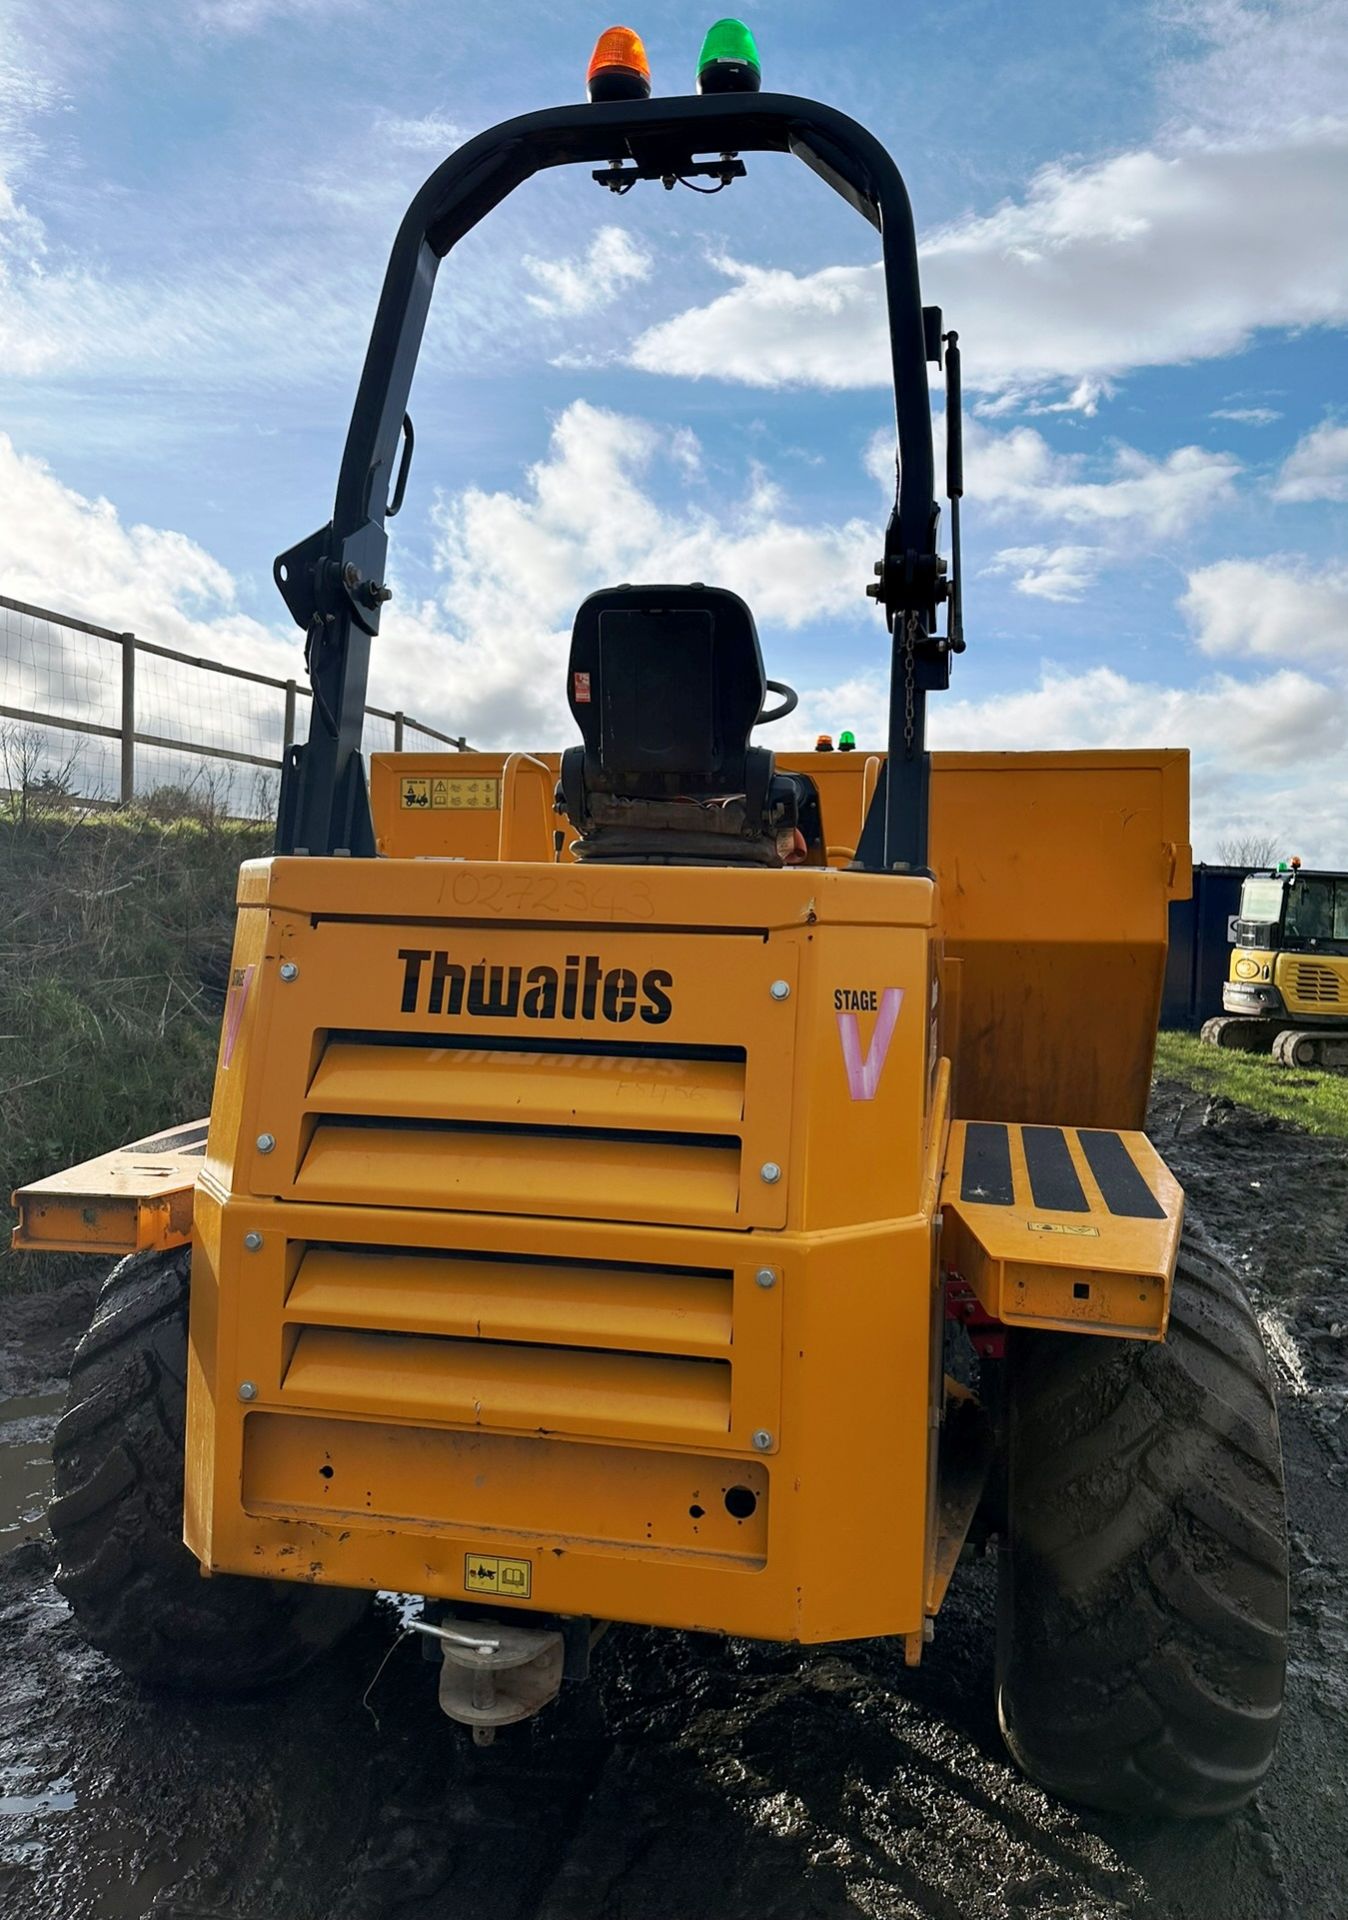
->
[273,90,955,869]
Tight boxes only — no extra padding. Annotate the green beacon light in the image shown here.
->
[696,18,761,93]
[838,730,857,752]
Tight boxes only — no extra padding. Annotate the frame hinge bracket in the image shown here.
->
[274,519,393,639]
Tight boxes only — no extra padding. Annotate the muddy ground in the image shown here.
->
[1,1079,1345,1920]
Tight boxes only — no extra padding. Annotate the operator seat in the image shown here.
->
[557,585,817,866]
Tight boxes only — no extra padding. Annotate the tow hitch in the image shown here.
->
[412,1615,606,1745]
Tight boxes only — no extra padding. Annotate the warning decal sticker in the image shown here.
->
[464,1552,532,1598]
[836,986,903,1101]
[400,776,501,810]
[220,964,255,1069]
[1027,1221,1100,1238]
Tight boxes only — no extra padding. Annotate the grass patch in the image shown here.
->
[1155,1030,1348,1140]
[1,807,268,1293]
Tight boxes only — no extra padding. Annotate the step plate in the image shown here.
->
[10,1120,206,1255]
[941,1119,1182,1339]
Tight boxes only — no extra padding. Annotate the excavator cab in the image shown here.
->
[1204,862,1348,1065]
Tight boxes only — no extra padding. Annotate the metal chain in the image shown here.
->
[902,609,919,755]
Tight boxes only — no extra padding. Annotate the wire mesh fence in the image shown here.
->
[0,595,467,817]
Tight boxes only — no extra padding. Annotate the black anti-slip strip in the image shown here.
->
[961,1121,1014,1206]
[1078,1130,1166,1220]
[1022,1126,1089,1212]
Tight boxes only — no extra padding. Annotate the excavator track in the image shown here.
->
[1200,1015,1284,1052]
[1272,1028,1348,1069]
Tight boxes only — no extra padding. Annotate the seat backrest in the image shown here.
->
[566,584,765,797]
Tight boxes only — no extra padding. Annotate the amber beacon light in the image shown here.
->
[586,26,652,101]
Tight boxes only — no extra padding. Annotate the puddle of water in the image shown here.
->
[0,1778,77,1818]
[0,1388,63,1554]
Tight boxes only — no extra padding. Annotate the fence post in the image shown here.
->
[393,710,405,751]
[283,679,298,751]
[119,634,136,806]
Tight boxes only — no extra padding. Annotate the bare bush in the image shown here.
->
[0,724,86,824]
[1217,833,1282,869]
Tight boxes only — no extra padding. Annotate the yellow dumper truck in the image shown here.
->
[15,23,1286,1818]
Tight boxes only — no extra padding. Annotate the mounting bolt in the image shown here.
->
[256,1132,276,1154]
[243,1231,264,1252]
[760,1162,782,1185]
[751,1429,773,1451]
[755,1267,776,1289]
[769,979,791,1001]
[279,961,299,982]
[342,561,361,590]
[237,1381,257,1403]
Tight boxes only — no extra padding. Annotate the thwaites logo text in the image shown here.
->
[397,949,673,1025]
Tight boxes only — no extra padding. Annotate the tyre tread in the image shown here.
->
[50,1245,367,1692]
[997,1235,1288,1817]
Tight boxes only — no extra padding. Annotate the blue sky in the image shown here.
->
[0,0,1345,857]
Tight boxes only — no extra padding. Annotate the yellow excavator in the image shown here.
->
[1202,860,1348,1066]
[13,21,1287,1819]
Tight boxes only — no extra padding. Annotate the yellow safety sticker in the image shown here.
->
[435,776,500,810]
[402,775,502,810]
[1027,1221,1100,1237]
[464,1552,532,1599]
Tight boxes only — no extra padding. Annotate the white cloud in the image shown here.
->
[800,658,1348,862]
[382,399,1249,746]
[807,661,1341,770]
[372,112,464,155]
[1181,557,1348,659]
[966,423,1239,533]
[0,433,284,665]
[932,663,1348,862]
[936,665,1342,768]
[524,227,652,318]
[195,0,364,30]
[629,123,1348,399]
[983,545,1102,603]
[2,414,1344,863]
[0,63,366,387]
[0,433,305,786]
[670,426,703,477]
[394,400,881,742]
[0,244,365,382]
[1162,0,1348,142]
[976,378,1114,420]
[1272,419,1348,502]
[883,415,1239,538]
[1212,406,1281,425]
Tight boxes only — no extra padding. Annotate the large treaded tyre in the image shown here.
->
[996,1236,1287,1817]
[50,1245,369,1691]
